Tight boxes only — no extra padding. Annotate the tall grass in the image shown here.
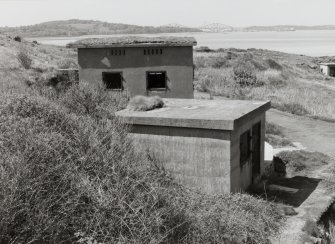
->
[194,50,335,121]
[0,83,284,243]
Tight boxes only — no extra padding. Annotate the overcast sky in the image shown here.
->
[0,0,335,27]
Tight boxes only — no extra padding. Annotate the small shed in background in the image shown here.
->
[319,63,335,77]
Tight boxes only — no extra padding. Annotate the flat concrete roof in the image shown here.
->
[320,63,335,66]
[67,36,197,48]
[116,99,271,130]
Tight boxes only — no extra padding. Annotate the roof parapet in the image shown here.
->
[67,36,197,48]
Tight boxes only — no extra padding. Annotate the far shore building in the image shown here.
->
[319,63,335,77]
[117,99,271,194]
[67,36,197,98]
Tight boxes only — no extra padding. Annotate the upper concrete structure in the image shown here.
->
[67,36,197,48]
[117,99,271,130]
[68,36,197,99]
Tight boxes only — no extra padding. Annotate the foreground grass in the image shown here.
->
[0,88,283,243]
[194,48,335,121]
[0,34,284,243]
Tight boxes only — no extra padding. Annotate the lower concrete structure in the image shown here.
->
[116,99,271,194]
[320,63,335,77]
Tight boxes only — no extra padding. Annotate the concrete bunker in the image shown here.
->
[67,36,197,98]
[117,99,271,194]
[319,63,335,77]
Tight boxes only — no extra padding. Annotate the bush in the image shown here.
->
[273,102,309,116]
[276,150,332,174]
[0,94,284,243]
[267,59,283,70]
[206,55,228,68]
[57,58,78,69]
[61,82,129,118]
[233,62,260,87]
[17,50,32,69]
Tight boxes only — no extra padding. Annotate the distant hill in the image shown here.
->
[0,19,202,37]
[241,25,335,32]
[199,23,234,32]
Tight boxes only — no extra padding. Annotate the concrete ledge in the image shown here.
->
[117,99,271,130]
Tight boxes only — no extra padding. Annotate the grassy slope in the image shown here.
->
[0,35,283,243]
[194,48,335,121]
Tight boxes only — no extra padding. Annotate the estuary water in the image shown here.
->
[28,30,335,57]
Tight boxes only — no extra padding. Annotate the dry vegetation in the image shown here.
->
[265,122,293,148]
[0,35,284,243]
[194,48,335,121]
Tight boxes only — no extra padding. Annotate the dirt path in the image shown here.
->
[267,109,335,243]
[267,109,335,158]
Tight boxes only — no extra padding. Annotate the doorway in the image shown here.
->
[252,122,261,182]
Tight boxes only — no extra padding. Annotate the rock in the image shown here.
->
[273,156,286,176]
[282,206,298,216]
[14,36,21,42]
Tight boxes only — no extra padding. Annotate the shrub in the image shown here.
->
[14,36,21,42]
[0,94,284,243]
[206,55,228,68]
[17,50,32,69]
[61,82,129,118]
[233,62,260,87]
[273,102,309,116]
[267,59,283,70]
[276,150,332,174]
[57,58,78,69]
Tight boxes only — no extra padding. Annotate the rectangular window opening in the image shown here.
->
[102,72,123,90]
[147,71,167,90]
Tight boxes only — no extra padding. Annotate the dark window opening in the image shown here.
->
[102,72,123,90]
[147,71,167,90]
[110,49,125,56]
[330,67,335,77]
[144,48,163,55]
[240,130,251,167]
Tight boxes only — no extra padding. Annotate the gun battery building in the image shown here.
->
[67,36,197,98]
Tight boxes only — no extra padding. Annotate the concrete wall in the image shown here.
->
[230,113,265,192]
[320,65,329,76]
[78,46,194,98]
[129,125,232,194]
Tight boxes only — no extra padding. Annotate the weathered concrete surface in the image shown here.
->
[118,99,270,194]
[230,113,266,191]
[131,126,232,194]
[77,46,195,99]
[80,66,194,99]
[117,99,270,130]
